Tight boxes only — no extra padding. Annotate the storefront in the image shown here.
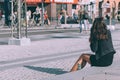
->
[26,0,79,20]
[1,0,79,25]
[52,0,79,20]
[26,0,51,12]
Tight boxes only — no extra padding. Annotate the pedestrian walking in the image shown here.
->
[57,12,62,25]
[34,6,41,25]
[78,9,84,33]
[82,10,89,32]
[73,10,78,22]
[117,11,120,21]
[26,10,31,26]
[70,17,116,72]
[44,11,50,25]
[61,8,67,24]
[0,10,2,20]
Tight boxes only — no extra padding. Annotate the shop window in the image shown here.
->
[62,4,67,10]
[72,4,76,9]
[56,4,67,14]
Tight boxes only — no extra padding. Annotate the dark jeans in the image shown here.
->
[44,19,48,25]
[79,20,84,33]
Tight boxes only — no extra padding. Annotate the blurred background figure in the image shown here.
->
[44,10,50,26]
[57,12,62,25]
[73,10,78,23]
[117,11,120,22]
[26,10,31,26]
[33,6,41,26]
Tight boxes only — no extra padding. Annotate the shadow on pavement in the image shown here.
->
[24,65,68,75]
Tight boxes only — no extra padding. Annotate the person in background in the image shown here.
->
[73,10,78,22]
[0,10,2,20]
[82,10,89,32]
[70,17,116,72]
[44,11,50,25]
[26,10,31,26]
[58,12,62,25]
[61,8,67,24]
[117,11,120,21]
[78,9,84,33]
[35,6,41,25]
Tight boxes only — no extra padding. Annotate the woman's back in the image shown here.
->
[90,18,116,59]
[96,30,116,59]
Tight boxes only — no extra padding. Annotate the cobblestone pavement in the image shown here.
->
[0,23,120,80]
[0,30,90,80]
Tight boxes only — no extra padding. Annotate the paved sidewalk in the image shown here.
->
[42,24,120,80]
[0,21,119,31]
[0,30,90,80]
[0,23,119,80]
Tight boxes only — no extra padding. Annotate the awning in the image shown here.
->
[26,0,41,3]
[26,0,42,5]
[79,0,90,5]
[26,0,51,4]
[54,0,78,4]
[79,0,95,5]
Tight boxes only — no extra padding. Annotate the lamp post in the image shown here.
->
[24,0,28,38]
[90,2,93,20]
[41,0,44,26]
[50,0,52,26]
[10,0,14,38]
[8,0,31,46]
[17,0,21,39]
[90,1,95,23]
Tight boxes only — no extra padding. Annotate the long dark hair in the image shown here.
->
[90,18,108,42]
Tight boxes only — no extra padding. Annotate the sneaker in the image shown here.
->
[78,64,82,70]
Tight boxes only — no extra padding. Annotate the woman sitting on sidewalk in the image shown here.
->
[70,17,116,72]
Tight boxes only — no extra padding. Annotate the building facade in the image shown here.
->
[79,0,120,19]
[26,0,79,20]
[101,0,120,19]
[0,0,120,22]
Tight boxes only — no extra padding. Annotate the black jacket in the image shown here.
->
[90,30,116,59]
